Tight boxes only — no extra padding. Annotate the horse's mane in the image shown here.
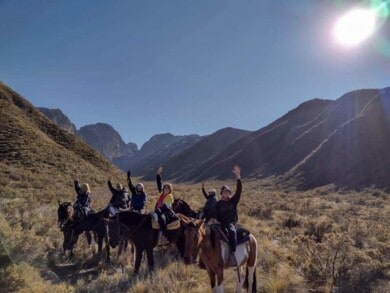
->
[209,226,217,250]
[175,198,188,206]
[173,198,199,218]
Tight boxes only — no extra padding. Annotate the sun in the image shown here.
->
[334,8,377,47]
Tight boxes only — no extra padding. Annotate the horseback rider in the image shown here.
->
[107,176,130,216]
[73,179,92,218]
[214,166,242,254]
[200,183,218,223]
[127,170,147,214]
[155,166,176,230]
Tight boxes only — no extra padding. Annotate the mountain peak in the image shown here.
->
[38,107,77,135]
[78,123,129,161]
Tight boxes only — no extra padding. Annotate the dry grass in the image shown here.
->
[1,177,390,292]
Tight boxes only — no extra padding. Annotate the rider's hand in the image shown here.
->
[157,166,163,175]
[232,165,241,179]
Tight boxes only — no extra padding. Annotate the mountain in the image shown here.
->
[78,123,132,161]
[38,107,77,135]
[179,88,390,190]
[287,88,390,189]
[38,108,139,165]
[0,81,122,200]
[149,127,252,181]
[32,84,390,190]
[121,133,202,176]
[126,142,138,156]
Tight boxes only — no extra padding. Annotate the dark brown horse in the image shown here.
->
[172,198,201,218]
[184,220,257,293]
[107,211,192,274]
[60,206,111,261]
[57,201,94,252]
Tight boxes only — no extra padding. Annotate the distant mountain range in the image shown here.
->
[35,85,390,190]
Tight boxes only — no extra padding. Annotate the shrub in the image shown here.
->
[305,219,333,243]
[282,215,301,229]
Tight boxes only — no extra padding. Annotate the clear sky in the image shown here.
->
[1,0,389,147]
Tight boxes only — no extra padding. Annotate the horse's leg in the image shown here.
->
[245,236,257,293]
[235,266,244,293]
[207,269,216,292]
[146,246,154,273]
[216,267,224,293]
[246,266,256,293]
[97,235,103,257]
[130,243,135,263]
[105,233,111,262]
[118,239,124,257]
[85,231,92,246]
[134,246,143,274]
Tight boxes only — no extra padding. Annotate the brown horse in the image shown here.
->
[184,220,257,293]
[57,201,94,251]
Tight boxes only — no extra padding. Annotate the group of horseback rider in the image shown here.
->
[72,165,242,254]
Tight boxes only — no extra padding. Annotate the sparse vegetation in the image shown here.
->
[1,177,389,292]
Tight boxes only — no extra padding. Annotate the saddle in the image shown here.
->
[209,224,251,245]
[151,212,180,230]
[73,204,88,223]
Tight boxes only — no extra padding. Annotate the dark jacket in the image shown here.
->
[215,179,242,226]
[128,176,147,211]
[74,180,91,209]
[108,180,129,209]
[202,188,217,220]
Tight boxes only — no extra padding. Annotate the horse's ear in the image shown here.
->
[197,219,206,228]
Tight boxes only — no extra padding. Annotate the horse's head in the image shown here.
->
[183,219,207,264]
[57,201,74,230]
[173,198,197,218]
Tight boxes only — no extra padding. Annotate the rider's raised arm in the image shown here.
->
[156,166,163,193]
[74,180,81,195]
[107,179,116,194]
[231,166,242,205]
[156,174,162,193]
[127,170,136,195]
[231,179,242,205]
[201,183,209,199]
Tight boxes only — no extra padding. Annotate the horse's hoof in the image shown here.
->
[131,272,139,279]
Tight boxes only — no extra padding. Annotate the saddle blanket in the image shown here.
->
[151,213,181,230]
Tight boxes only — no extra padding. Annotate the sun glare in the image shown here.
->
[334,8,377,47]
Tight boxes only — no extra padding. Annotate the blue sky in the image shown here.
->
[1,0,389,147]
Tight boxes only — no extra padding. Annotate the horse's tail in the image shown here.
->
[252,266,257,293]
[243,265,257,293]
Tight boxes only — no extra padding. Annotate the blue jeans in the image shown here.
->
[224,223,237,252]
